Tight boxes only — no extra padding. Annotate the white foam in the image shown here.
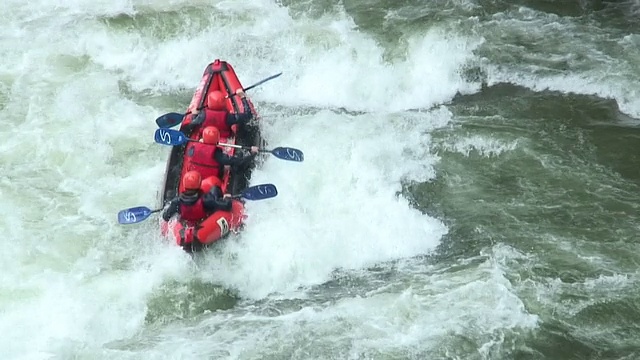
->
[95,249,539,359]
[193,108,451,299]
[442,134,520,158]
[487,68,640,119]
[480,7,640,119]
[68,2,483,112]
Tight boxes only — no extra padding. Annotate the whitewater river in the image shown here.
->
[2,0,639,359]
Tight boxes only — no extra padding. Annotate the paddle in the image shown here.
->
[225,72,283,99]
[153,128,304,162]
[117,183,279,225]
[155,72,283,128]
[221,143,304,162]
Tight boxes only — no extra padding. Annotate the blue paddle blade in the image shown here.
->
[156,112,184,128]
[270,147,304,162]
[241,184,278,201]
[117,206,154,224]
[154,128,188,146]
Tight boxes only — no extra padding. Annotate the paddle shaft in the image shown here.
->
[216,142,302,161]
[154,128,302,161]
[226,72,283,99]
[158,134,263,154]
[243,72,282,92]
[178,139,258,153]
[218,142,266,153]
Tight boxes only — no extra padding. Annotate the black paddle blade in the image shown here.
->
[156,112,184,128]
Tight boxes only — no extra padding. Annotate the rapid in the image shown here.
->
[1,0,639,359]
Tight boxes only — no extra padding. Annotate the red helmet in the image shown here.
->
[201,176,223,193]
[207,91,226,110]
[182,171,202,191]
[202,126,220,145]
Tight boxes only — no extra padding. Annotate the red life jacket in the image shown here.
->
[199,109,232,138]
[184,142,221,180]
[179,197,207,223]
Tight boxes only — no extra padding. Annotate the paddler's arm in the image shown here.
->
[182,111,203,135]
[161,197,180,221]
[202,186,232,212]
[226,90,253,126]
[213,147,258,167]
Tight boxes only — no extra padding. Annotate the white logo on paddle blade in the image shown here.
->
[286,149,301,161]
[124,211,136,223]
[158,130,171,144]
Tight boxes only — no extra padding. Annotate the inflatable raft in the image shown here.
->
[158,59,263,252]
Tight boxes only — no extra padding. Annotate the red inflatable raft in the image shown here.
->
[158,59,262,252]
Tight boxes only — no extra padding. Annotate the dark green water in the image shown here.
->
[397,1,640,357]
[413,84,640,358]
